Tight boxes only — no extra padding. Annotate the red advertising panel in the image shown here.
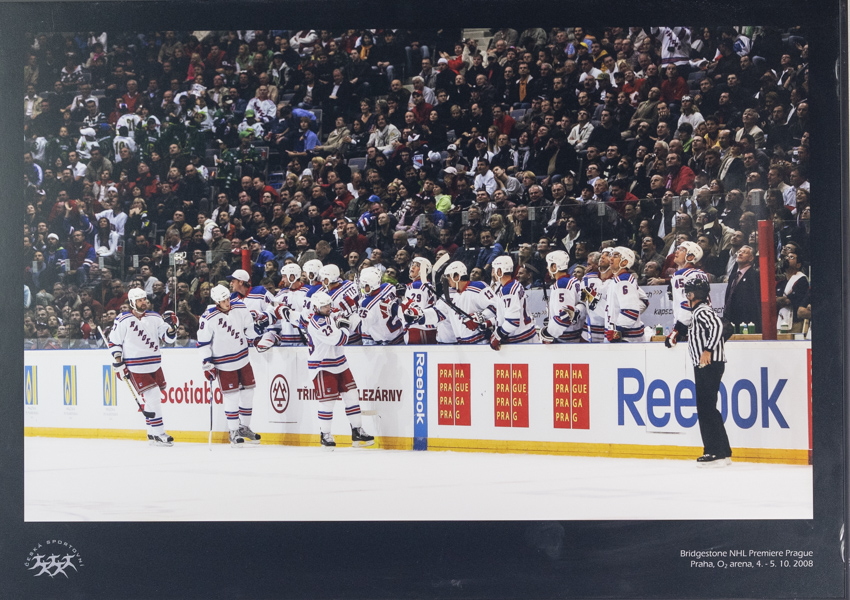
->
[494,364,512,427]
[454,364,471,426]
[437,363,455,425]
[570,364,590,429]
[553,364,572,429]
[510,364,529,428]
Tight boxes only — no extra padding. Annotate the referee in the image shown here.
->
[667,277,732,467]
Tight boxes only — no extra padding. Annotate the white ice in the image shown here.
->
[25,437,812,521]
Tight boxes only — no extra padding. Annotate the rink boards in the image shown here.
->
[23,342,812,464]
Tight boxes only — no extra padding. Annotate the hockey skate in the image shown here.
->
[229,429,245,447]
[351,426,375,447]
[696,454,731,468]
[320,431,336,449]
[150,434,174,447]
[237,425,261,445]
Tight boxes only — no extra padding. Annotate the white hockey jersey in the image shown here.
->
[547,274,583,342]
[116,114,143,134]
[268,285,306,345]
[447,281,498,344]
[404,280,438,332]
[582,270,609,342]
[326,281,362,344]
[196,299,257,371]
[306,313,349,377]
[234,285,275,319]
[670,267,709,328]
[435,287,458,344]
[606,272,646,342]
[359,283,405,345]
[108,311,175,373]
[495,279,537,343]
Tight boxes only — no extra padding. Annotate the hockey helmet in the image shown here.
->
[546,250,570,273]
[444,261,468,281]
[303,259,324,282]
[311,290,334,312]
[683,276,710,300]
[280,263,302,283]
[677,241,703,264]
[613,246,635,269]
[210,284,231,304]
[127,288,148,311]
[491,255,514,279]
[318,264,341,287]
[359,267,383,294]
[410,257,432,282]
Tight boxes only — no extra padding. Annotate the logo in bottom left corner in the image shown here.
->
[270,374,290,414]
[25,539,84,578]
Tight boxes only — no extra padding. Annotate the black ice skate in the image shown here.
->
[351,426,375,447]
[237,425,261,444]
[696,454,731,468]
[229,430,245,447]
[150,434,174,447]
[320,431,336,449]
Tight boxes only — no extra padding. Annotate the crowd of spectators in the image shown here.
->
[23,26,811,348]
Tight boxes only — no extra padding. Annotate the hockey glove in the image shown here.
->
[664,330,678,348]
[472,311,495,330]
[162,310,179,329]
[254,313,270,335]
[539,327,556,344]
[403,305,424,325]
[202,361,218,382]
[463,318,480,331]
[273,304,291,322]
[336,316,351,331]
[111,352,127,380]
[581,287,600,310]
[605,329,622,343]
[342,295,358,315]
[489,329,503,351]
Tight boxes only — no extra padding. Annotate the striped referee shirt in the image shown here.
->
[687,301,726,366]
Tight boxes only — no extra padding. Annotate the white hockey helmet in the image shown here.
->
[613,246,636,269]
[491,255,514,279]
[444,261,468,281]
[677,241,703,264]
[359,267,383,294]
[318,264,341,287]
[410,257,432,282]
[127,288,148,311]
[546,250,570,273]
[303,259,324,283]
[210,284,231,304]
[311,290,334,312]
[280,263,302,283]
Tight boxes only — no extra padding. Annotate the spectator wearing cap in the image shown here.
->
[247,237,275,282]
[434,57,457,91]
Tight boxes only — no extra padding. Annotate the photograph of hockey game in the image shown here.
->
[23,26,813,521]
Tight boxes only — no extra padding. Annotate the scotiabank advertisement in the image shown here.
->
[24,342,811,463]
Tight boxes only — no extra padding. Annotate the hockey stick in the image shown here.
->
[97,326,155,419]
[435,278,493,335]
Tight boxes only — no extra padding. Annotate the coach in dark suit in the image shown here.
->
[723,244,761,333]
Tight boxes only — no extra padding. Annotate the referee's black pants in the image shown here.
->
[693,361,732,458]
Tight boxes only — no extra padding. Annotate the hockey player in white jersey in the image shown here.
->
[665,241,709,348]
[197,285,261,446]
[319,264,362,344]
[539,251,584,343]
[227,268,277,351]
[401,258,444,344]
[490,255,537,350]
[266,263,307,346]
[582,249,612,343]
[108,288,178,446]
[357,267,405,345]
[605,247,647,343]
[442,261,499,345]
[306,291,374,448]
[300,259,325,316]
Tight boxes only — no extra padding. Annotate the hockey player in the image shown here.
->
[540,250,584,343]
[227,268,276,351]
[442,261,499,345]
[605,247,647,342]
[198,284,261,447]
[490,256,537,350]
[306,291,375,448]
[108,288,178,446]
[357,267,405,345]
[299,259,325,316]
[401,258,444,344]
[582,250,612,343]
[318,264,362,344]
[665,241,709,348]
[266,263,306,346]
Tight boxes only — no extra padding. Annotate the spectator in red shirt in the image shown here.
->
[607,180,639,217]
[660,64,689,105]
[342,222,369,256]
[492,104,516,137]
[410,91,433,125]
[121,79,141,113]
[664,153,695,194]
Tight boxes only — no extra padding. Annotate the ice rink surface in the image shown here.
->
[25,437,812,522]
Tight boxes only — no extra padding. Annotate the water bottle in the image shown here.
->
[739,322,747,335]
[655,324,663,336]
[747,322,756,335]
